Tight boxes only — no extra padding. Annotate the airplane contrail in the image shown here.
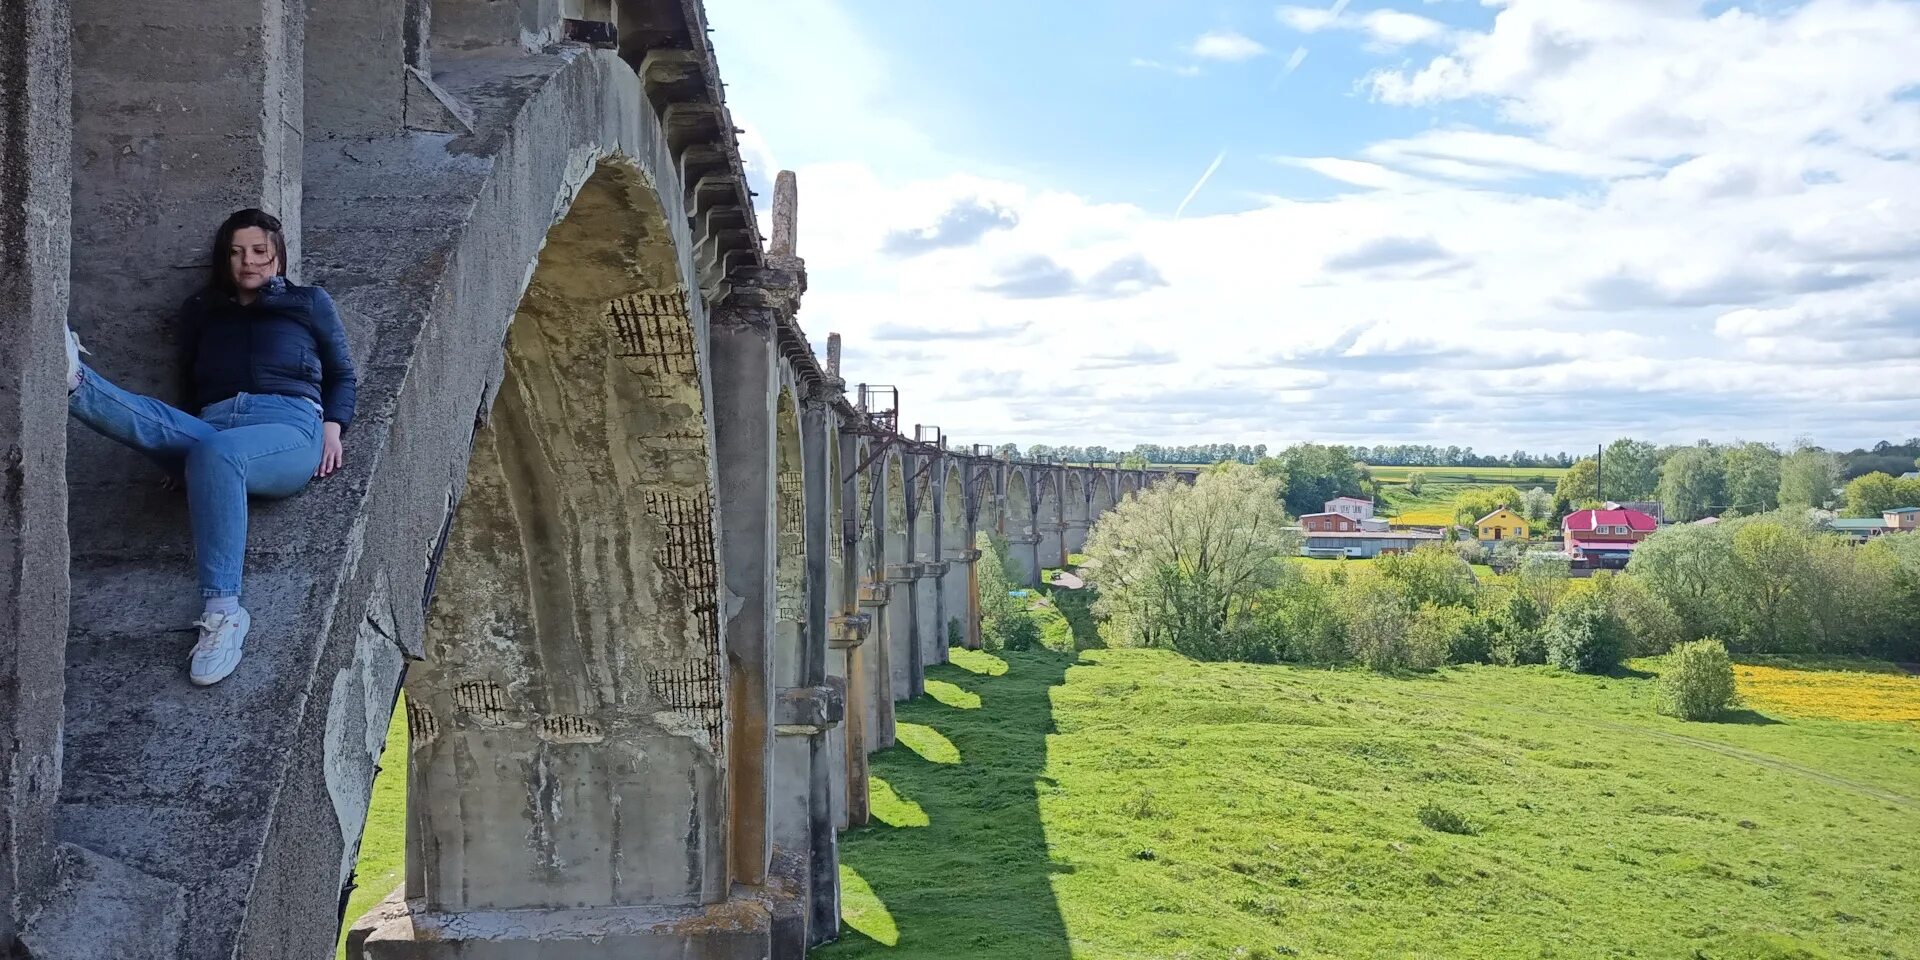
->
[1175,150,1227,219]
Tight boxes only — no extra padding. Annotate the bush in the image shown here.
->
[1657,638,1739,720]
[1487,590,1547,666]
[1408,603,1476,667]
[999,611,1041,651]
[1416,803,1481,836]
[1544,591,1629,674]
[1342,573,1420,671]
[947,617,964,648]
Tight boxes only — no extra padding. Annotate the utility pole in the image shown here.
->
[1595,442,1604,503]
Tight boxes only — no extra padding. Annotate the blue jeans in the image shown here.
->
[69,365,323,599]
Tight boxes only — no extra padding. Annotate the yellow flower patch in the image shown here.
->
[1734,664,1920,724]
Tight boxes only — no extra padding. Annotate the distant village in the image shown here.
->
[1292,491,1920,571]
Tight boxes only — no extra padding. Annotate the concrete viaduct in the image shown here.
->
[0,1,1191,956]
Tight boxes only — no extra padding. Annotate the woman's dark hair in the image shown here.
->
[208,208,288,294]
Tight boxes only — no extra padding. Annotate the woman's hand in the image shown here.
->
[317,421,345,478]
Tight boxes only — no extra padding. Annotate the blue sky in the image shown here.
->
[706,0,1920,453]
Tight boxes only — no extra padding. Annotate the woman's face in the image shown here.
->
[228,226,279,294]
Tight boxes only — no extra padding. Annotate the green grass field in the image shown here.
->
[818,647,1920,960]
[338,702,407,957]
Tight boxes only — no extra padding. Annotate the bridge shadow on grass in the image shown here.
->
[815,648,1073,959]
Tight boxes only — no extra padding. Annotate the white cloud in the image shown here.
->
[1130,57,1201,77]
[708,0,1920,451]
[1278,5,1452,48]
[1189,30,1268,61]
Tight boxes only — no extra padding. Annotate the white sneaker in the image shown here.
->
[65,327,88,392]
[189,607,250,686]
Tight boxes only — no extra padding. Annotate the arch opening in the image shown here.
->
[939,462,970,655]
[884,454,913,704]
[405,160,727,913]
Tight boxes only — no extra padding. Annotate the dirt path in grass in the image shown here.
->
[1599,720,1919,811]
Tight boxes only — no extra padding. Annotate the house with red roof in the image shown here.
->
[1563,506,1658,569]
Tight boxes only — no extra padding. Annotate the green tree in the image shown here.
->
[1602,438,1661,501]
[1376,544,1477,608]
[1778,446,1841,509]
[1083,465,1299,656]
[1340,570,1426,671]
[1519,486,1554,522]
[1556,458,1600,507]
[1628,520,1738,641]
[974,531,1034,650]
[1657,445,1726,522]
[1543,590,1630,673]
[1117,451,1149,470]
[1719,442,1781,514]
[1730,520,1812,651]
[1842,472,1920,517]
[1405,470,1427,495]
[1452,485,1525,529]
[1267,443,1366,517]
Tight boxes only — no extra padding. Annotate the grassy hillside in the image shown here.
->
[818,648,1920,960]
[1367,465,1565,525]
[1367,465,1569,484]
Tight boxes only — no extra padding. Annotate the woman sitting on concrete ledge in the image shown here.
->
[64,208,357,686]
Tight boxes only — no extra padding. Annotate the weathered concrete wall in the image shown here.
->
[404,161,727,912]
[0,0,1185,953]
[0,1,71,949]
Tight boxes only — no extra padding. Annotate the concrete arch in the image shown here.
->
[769,386,809,861]
[1064,470,1092,556]
[1119,472,1140,501]
[773,387,807,683]
[1003,468,1038,585]
[409,160,728,915]
[1090,470,1117,520]
[939,462,970,655]
[856,439,890,748]
[909,456,939,681]
[1036,469,1066,572]
[883,451,913,707]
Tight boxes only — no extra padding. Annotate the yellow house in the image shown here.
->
[1476,507,1530,542]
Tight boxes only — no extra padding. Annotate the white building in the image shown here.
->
[1325,496,1375,521]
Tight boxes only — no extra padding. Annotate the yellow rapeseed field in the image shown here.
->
[1734,663,1920,724]
[1388,509,1455,527]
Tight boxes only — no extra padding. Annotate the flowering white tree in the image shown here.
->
[1082,465,1299,654]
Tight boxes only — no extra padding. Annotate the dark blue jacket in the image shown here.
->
[179,277,358,430]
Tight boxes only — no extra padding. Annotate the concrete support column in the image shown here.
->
[914,562,944,673]
[854,576,892,747]
[884,562,921,700]
[1039,522,1068,571]
[789,393,840,945]
[1007,535,1043,587]
[966,548,984,650]
[711,304,779,889]
[829,611,872,826]
[0,1,71,948]
[942,550,978,654]
[1064,518,1092,556]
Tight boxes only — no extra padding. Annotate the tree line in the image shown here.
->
[1549,438,1918,523]
[1077,466,1920,675]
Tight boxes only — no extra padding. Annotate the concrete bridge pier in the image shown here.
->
[914,561,946,669]
[1006,535,1044,588]
[1,1,71,950]
[884,561,920,701]
[1064,519,1091,557]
